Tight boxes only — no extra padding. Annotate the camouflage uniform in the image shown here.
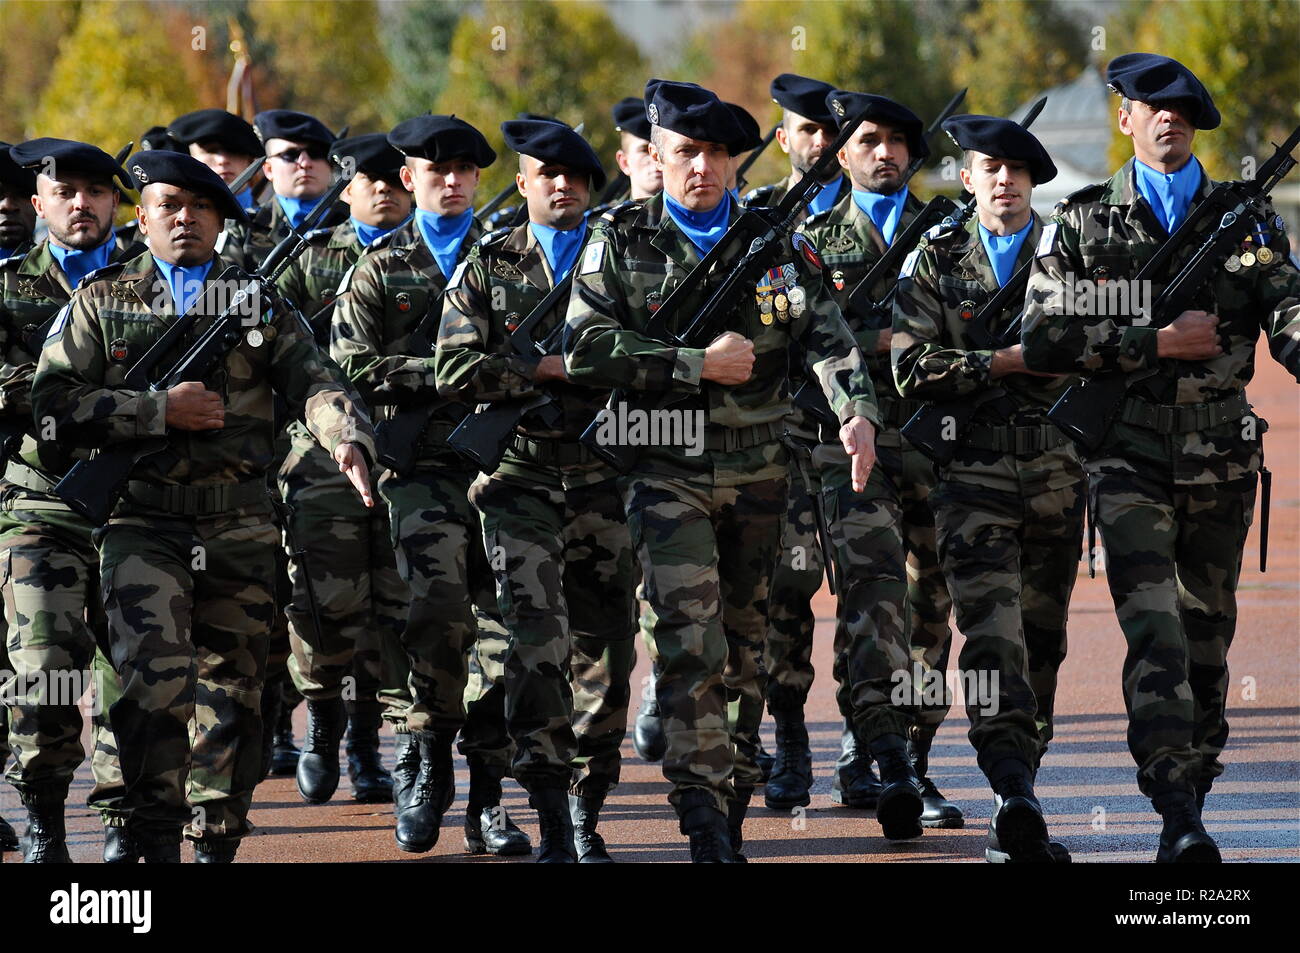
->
[331,218,512,778]
[0,239,132,823]
[233,196,350,272]
[893,212,1085,775]
[435,222,637,798]
[1022,160,1300,800]
[31,248,375,848]
[564,193,878,817]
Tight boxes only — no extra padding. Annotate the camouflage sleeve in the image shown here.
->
[795,258,879,427]
[268,296,377,461]
[0,305,36,424]
[330,252,434,406]
[1255,221,1300,381]
[433,246,541,403]
[892,246,991,400]
[563,221,706,393]
[31,293,168,448]
[1021,211,1159,375]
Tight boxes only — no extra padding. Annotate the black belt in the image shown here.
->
[880,396,925,427]
[510,434,595,467]
[962,422,1069,454]
[1118,393,1250,433]
[122,479,270,516]
[703,421,784,453]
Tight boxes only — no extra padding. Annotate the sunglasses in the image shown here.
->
[270,145,330,164]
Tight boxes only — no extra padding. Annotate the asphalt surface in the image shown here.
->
[3,355,1296,865]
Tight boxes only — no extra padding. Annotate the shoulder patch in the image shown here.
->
[336,262,359,295]
[1036,223,1060,258]
[1059,183,1106,212]
[791,232,823,271]
[44,303,72,342]
[580,241,607,276]
[899,248,921,279]
[598,200,641,225]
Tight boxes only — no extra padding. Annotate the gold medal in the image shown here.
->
[263,325,277,342]
[1240,251,1256,268]
[1224,255,1241,273]
[761,310,774,325]
[1257,246,1275,265]
[774,292,789,322]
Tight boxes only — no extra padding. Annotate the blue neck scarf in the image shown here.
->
[529,222,586,282]
[351,215,409,249]
[235,186,258,213]
[807,175,844,217]
[663,192,732,257]
[1133,156,1201,235]
[153,256,213,315]
[852,186,909,246]
[978,220,1034,288]
[275,193,324,231]
[49,233,115,290]
[415,208,475,279]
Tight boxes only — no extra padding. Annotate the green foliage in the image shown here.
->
[0,0,82,142]
[381,0,469,123]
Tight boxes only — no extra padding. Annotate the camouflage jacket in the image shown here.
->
[563,193,877,486]
[30,249,375,509]
[233,196,350,270]
[1021,157,1300,483]
[743,171,851,211]
[330,216,483,468]
[275,218,372,349]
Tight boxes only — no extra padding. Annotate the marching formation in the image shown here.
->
[0,51,1296,864]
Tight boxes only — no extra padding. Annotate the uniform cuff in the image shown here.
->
[137,390,169,437]
[965,349,996,386]
[840,400,880,429]
[1119,326,1158,371]
[672,347,706,390]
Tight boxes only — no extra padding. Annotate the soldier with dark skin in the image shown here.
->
[1022,53,1300,862]
[0,140,141,863]
[31,151,377,863]
[893,115,1080,860]
[331,115,531,856]
[272,134,413,806]
[564,80,879,861]
[436,120,637,862]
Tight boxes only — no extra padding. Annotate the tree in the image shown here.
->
[0,0,82,142]
[382,0,470,123]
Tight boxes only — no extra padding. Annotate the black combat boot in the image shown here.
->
[102,822,139,863]
[830,721,881,808]
[908,726,964,829]
[464,761,531,856]
[680,802,735,863]
[345,703,393,803]
[570,793,614,863]
[394,731,454,853]
[0,812,17,853]
[764,705,813,810]
[1154,791,1221,863]
[296,696,347,803]
[869,733,924,841]
[19,787,71,863]
[985,758,1061,863]
[391,730,421,814]
[134,828,182,864]
[530,787,577,863]
[632,664,667,762]
[192,838,240,863]
[727,787,753,862]
[270,691,301,776]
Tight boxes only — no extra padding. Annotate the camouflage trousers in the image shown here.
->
[97,510,279,842]
[277,439,410,711]
[623,472,786,815]
[380,465,511,776]
[1091,468,1256,800]
[472,463,637,796]
[0,496,126,820]
[930,464,1084,778]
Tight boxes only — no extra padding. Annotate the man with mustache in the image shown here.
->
[332,115,529,856]
[1023,53,1300,862]
[32,150,377,862]
[0,139,141,862]
[271,134,414,806]
[894,115,1080,861]
[795,91,957,825]
[744,73,850,217]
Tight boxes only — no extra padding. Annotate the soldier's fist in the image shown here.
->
[1157,311,1222,360]
[165,381,225,430]
[702,332,755,386]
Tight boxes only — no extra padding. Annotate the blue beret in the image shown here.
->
[942,115,1057,185]
[255,109,336,146]
[141,126,181,152]
[501,119,606,190]
[726,102,764,153]
[9,138,134,191]
[126,151,248,223]
[825,90,929,161]
[387,114,496,167]
[612,97,652,141]
[330,133,405,178]
[770,73,837,126]
[0,141,37,194]
[645,79,746,155]
[169,109,262,156]
[1106,53,1220,129]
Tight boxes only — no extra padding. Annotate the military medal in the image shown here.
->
[1257,246,1275,265]
[1224,255,1242,273]
[262,325,277,342]
[774,292,789,322]
[246,328,264,347]
[787,286,806,318]
[109,339,129,362]
[1240,251,1256,268]
[759,294,774,325]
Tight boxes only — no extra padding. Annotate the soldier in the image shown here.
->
[1022,53,1300,862]
[332,114,530,856]
[612,96,663,203]
[168,109,264,217]
[273,134,413,805]
[791,90,957,818]
[0,139,140,862]
[893,115,1080,861]
[436,119,637,862]
[30,150,377,863]
[564,79,879,861]
[743,73,849,215]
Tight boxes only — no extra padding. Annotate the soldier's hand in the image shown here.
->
[1157,311,1222,360]
[335,443,375,508]
[702,331,755,385]
[875,329,892,354]
[991,345,1061,379]
[534,355,567,383]
[840,416,877,493]
[165,381,225,430]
